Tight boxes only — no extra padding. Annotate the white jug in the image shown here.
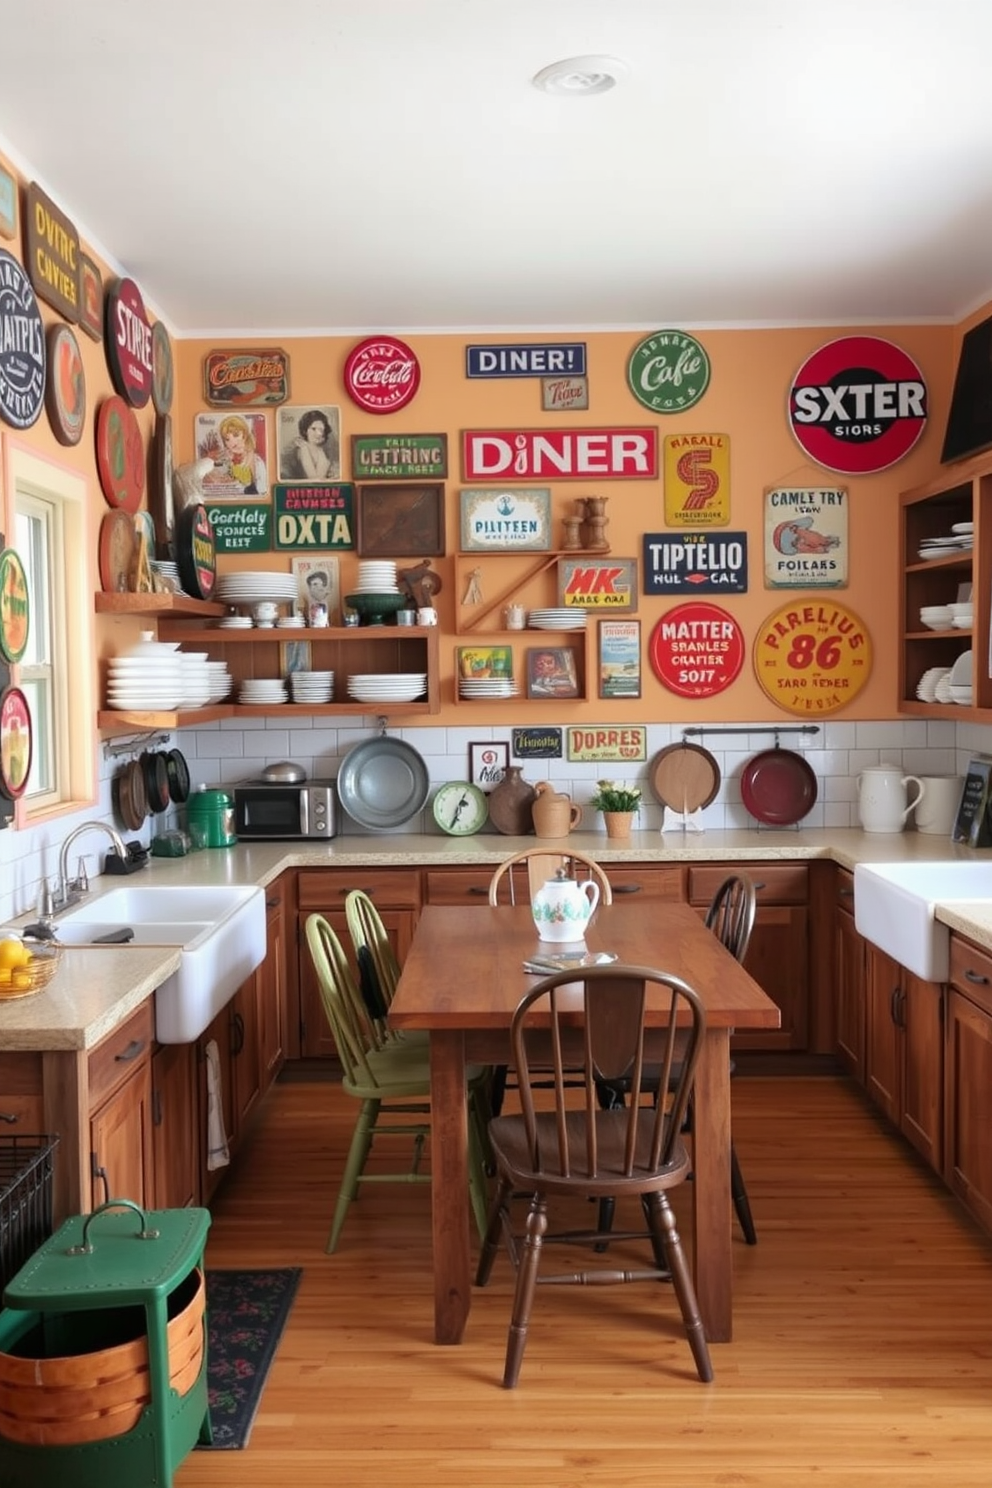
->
[857,764,925,833]
[531,868,601,943]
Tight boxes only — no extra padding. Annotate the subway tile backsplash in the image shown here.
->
[0,714,984,924]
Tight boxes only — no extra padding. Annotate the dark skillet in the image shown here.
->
[142,751,171,814]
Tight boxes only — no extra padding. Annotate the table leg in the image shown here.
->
[429,1030,471,1344]
[690,1027,733,1342]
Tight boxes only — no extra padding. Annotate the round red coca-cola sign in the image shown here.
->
[344,336,420,414]
[788,335,928,475]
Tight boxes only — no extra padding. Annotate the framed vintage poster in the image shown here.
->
[291,556,341,624]
[764,487,847,588]
[598,619,641,699]
[78,254,104,342]
[457,644,513,680]
[469,740,508,792]
[459,487,551,552]
[558,556,638,611]
[0,159,17,240]
[526,646,579,700]
[195,411,270,497]
[276,404,341,481]
[355,482,445,557]
[203,347,290,406]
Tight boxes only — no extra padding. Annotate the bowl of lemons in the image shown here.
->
[0,936,62,998]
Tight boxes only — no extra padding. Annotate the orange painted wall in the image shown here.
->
[174,323,956,724]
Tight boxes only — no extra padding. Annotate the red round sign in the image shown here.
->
[344,336,420,414]
[95,395,145,513]
[648,602,745,699]
[105,277,153,408]
[788,335,927,475]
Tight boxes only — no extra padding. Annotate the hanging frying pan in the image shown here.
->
[649,742,722,814]
[142,751,171,814]
[165,747,191,804]
[740,746,818,827]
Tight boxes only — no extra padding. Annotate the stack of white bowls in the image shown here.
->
[347,672,427,704]
[239,679,288,705]
[950,601,974,630]
[290,670,334,704]
[178,652,212,708]
[919,604,953,631]
[106,631,183,710]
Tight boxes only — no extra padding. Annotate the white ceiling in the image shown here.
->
[3,0,992,338]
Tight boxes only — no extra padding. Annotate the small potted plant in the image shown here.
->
[589,779,642,839]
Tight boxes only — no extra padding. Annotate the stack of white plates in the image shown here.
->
[106,633,184,710]
[918,535,974,560]
[178,653,212,708]
[205,662,233,703]
[528,607,586,631]
[459,677,519,698]
[290,670,335,703]
[150,559,185,594]
[916,666,950,702]
[354,561,399,593]
[934,672,955,704]
[277,614,306,629]
[216,572,299,606]
[218,614,253,629]
[347,672,427,703]
[239,679,288,705]
[950,602,974,629]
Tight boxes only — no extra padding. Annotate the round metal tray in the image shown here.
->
[336,736,430,831]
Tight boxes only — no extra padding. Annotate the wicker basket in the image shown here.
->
[0,1266,205,1446]
[0,944,62,1001]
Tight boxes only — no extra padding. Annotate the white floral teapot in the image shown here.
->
[531,866,601,943]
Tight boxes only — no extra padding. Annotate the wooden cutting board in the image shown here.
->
[649,743,722,813]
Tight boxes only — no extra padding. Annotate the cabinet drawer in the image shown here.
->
[688,863,808,906]
[835,867,856,912]
[606,866,684,901]
[949,934,992,1018]
[297,868,420,911]
[423,869,492,904]
[88,1001,154,1111]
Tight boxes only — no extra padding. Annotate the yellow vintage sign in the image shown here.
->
[664,433,730,527]
[753,598,872,716]
[566,726,647,763]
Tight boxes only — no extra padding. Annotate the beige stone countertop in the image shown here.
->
[4,827,992,1050]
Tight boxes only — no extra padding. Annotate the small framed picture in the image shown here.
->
[526,646,579,700]
[355,481,445,557]
[291,555,340,623]
[276,404,341,481]
[280,640,312,675]
[598,619,641,699]
[78,253,104,342]
[469,740,509,792]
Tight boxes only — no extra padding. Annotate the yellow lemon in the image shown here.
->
[0,938,30,972]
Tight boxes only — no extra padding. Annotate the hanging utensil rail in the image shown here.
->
[102,730,171,759]
[681,725,820,741]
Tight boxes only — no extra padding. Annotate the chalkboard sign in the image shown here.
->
[941,315,992,465]
[952,755,992,847]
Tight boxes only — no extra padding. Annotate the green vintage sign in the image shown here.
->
[627,329,711,414]
[350,433,447,480]
[206,502,271,553]
[273,483,354,550]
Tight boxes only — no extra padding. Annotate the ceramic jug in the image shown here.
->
[531,781,582,839]
[531,867,601,943]
[857,764,925,833]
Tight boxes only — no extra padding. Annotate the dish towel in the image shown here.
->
[205,1037,231,1170]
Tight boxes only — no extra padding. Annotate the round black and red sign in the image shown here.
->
[105,276,154,408]
[648,602,745,699]
[344,336,420,414]
[788,335,927,475]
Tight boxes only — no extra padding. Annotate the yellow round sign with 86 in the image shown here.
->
[754,599,872,716]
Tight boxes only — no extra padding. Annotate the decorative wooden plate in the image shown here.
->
[0,547,30,663]
[45,324,86,446]
[151,322,174,416]
[649,742,722,813]
[97,510,136,593]
[0,686,32,800]
[96,395,145,513]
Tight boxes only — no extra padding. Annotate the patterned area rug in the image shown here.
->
[197,1267,302,1449]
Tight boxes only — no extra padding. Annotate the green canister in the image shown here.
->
[186,785,237,848]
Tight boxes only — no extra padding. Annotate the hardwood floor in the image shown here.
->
[176,1072,992,1487]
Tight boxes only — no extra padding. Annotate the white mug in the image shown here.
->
[417,607,438,626]
[914,775,964,836]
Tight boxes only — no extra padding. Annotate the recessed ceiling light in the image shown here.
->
[531,55,628,97]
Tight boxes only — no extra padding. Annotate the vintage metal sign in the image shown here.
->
[207,502,272,553]
[511,727,562,760]
[648,602,745,699]
[351,433,447,480]
[566,725,647,763]
[106,277,153,409]
[466,343,586,378]
[25,182,79,323]
[764,487,847,588]
[788,336,927,474]
[344,336,420,414]
[558,557,638,610]
[664,433,730,526]
[272,484,354,550]
[0,250,45,430]
[627,330,711,414]
[463,428,657,481]
[643,532,748,594]
[541,376,588,411]
[204,348,290,406]
[460,488,551,551]
[753,598,871,716]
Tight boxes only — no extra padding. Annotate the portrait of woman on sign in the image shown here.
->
[277,404,341,482]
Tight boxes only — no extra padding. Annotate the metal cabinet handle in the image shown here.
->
[90,1156,110,1206]
[338,886,376,897]
[231,1010,246,1055]
[839,887,854,899]
[0,1112,19,1124]
[965,968,990,985]
[114,1039,145,1063]
[612,883,642,895]
[890,986,901,1024]
[468,886,488,896]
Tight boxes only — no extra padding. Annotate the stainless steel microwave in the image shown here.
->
[233,779,338,840]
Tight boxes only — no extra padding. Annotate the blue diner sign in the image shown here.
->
[642,531,748,594]
[466,342,587,379]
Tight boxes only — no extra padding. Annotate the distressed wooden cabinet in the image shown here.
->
[945,932,992,1232]
[834,868,867,1083]
[864,943,943,1173]
[151,1041,198,1210]
[88,1001,155,1209]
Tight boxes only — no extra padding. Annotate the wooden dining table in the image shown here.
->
[389,899,780,1346]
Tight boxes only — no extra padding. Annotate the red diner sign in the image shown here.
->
[105,277,153,409]
[463,428,658,480]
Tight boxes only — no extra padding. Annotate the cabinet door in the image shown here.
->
[199,1005,234,1204]
[945,988,992,1234]
[151,1041,198,1209]
[90,1061,152,1210]
[731,905,809,1052]
[230,977,262,1136]
[865,944,902,1123]
[298,907,415,1058]
[900,971,943,1172]
[835,907,867,1083]
[259,888,287,1089]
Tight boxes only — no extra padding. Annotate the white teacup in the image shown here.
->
[417,607,438,626]
[252,601,279,626]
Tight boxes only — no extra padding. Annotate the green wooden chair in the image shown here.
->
[305,912,490,1252]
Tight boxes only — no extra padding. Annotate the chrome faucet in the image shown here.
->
[55,821,128,910]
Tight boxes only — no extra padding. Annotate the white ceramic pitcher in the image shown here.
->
[857,764,925,833]
[531,868,601,942]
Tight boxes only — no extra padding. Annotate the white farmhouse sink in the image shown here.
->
[854,862,992,981]
[54,883,266,1043]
